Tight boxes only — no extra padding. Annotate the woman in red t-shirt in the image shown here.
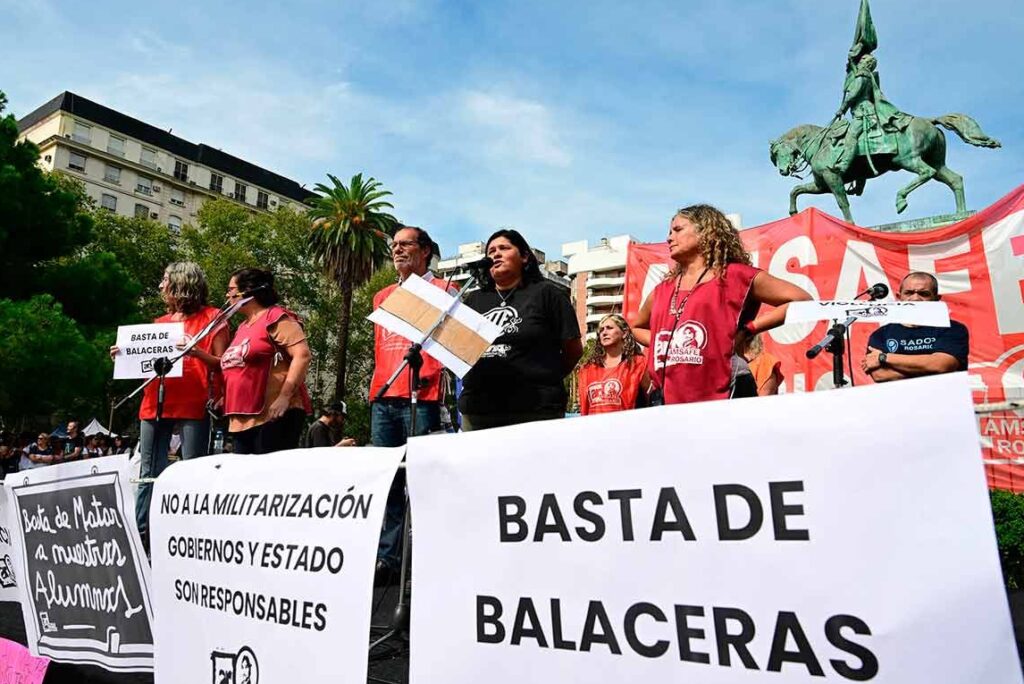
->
[632,205,810,405]
[111,262,229,546]
[220,268,312,454]
[577,314,649,415]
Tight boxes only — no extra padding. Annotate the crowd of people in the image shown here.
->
[0,421,133,480]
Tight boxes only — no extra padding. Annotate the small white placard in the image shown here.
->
[113,323,185,379]
[786,300,950,327]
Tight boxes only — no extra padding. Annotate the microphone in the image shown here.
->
[242,283,269,297]
[856,283,889,300]
[468,256,494,275]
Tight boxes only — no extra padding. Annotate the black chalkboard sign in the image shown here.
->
[10,466,154,671]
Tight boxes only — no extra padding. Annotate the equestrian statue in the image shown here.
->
[769,0,1000,224]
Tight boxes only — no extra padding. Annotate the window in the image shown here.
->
[174,160,189,182]
[209,173,224,193]
[136,175,153,195]
[140,147,157,169]
[134,203,149,219]
[72,121,92,144]
[233,183,247,203]
[170,188,185,206]
[168,215,182,233]
[107,134,126,157]
[257,191,269,210]
[68,151,87,172]
[101,193,117,212]
[104,164,121,184]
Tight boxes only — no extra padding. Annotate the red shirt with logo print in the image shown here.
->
[646,262,761,405]
[578,355,646,415]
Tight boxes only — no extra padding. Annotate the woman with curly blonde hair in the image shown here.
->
[577,314,650,415]
[632,204,809,405]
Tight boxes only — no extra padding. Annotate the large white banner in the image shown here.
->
[5,455,154,671]
[150,447,404,684]
[407,373,1021,683]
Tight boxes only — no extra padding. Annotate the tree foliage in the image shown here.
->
[342,265,398,444]
[307,173,398,401]
[89,210,178,320]
[0,296,105,420]
[0,92,92,298]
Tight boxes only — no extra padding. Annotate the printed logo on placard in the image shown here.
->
[481,343,511,359]
[0,553,16,588]
[211,645,259,684]
[482,306,522,335]
[141,359,155,373]
[845,305,889,318]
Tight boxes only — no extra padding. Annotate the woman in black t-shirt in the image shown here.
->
[460,229,582,431]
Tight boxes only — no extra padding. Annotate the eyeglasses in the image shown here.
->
[391,240,421,251]
[900,289,935,298]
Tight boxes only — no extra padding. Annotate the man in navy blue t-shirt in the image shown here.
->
[861,272,969,382]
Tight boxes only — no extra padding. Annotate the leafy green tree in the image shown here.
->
[0,91,92,298]
[307,173,398,401]
[342,265,398,444]
[89,210,179,320]
[36,251,142,331]
[0,296,105,421]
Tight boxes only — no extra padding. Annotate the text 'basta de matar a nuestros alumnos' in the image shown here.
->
[480,482,880,681]
[161,487,373,633]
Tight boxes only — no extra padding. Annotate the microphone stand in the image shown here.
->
[368,269,484,678]
[806,316,857,388]
[805,286,888,389]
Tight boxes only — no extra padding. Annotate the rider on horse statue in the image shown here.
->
[830,51,911,177]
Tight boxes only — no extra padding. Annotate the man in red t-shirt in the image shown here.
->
[370,225,452,581]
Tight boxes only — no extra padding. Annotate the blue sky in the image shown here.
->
[2,0,1021,258]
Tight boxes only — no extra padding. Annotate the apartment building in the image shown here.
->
[17,92,314,230]
[561,235,637,339]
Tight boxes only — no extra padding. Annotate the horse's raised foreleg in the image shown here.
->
[933,165,966,214]
[821,171,854,223]
[894,158,937,214]
[789,178,828,216]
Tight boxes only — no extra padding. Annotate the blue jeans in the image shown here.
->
[371,400,439,568]
[135,417,209,545]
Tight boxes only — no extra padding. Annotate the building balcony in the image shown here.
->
[587,275,625,289]
[586,294,623,307]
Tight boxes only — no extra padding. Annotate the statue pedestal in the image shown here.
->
[869,211,975,234]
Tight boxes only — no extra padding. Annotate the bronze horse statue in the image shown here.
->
[770,114,1000,224]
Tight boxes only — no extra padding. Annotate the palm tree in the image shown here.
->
[307,173,398,401]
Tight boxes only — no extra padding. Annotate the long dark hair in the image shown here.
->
[230,268,280,307]
[479,229,544,291]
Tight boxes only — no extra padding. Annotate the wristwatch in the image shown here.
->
[878,352,889,367]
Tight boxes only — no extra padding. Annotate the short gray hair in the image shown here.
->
[164,262,209,314]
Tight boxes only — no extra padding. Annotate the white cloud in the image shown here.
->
[458,90,572,167]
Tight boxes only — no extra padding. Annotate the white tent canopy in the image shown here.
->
[82,418,118,437]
